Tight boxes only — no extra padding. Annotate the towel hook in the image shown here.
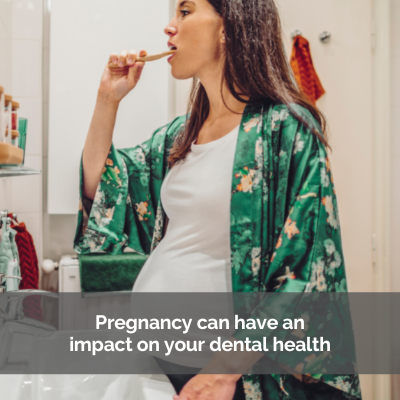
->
[291,30,302,40]
[319,31,331,44]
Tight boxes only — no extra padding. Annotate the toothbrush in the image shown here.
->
[108,50,176,69]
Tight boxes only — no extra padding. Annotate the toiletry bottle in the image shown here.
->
[11,101,20,147]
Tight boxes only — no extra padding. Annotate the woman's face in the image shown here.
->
[165,0,225,80]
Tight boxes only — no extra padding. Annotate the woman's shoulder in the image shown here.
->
[266,102,321,132]
[160,114,188,138]
[264,102,328,161]
[264,102,325,151]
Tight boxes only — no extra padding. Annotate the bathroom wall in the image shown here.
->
[0,0,12,93]
[0,0,43,264]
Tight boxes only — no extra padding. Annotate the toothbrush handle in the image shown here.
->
[108,50,175,68]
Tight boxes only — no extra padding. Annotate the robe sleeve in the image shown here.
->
[73,118,183,256]
[265,116,345,295]
[232,114,359,394]
[232,121,331,339]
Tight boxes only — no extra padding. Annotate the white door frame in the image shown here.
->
[372,0,392,398]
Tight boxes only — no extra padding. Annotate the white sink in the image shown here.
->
[0,374,176,400]
[0,326,176,400]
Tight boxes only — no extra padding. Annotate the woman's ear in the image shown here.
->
[218,22,226,43]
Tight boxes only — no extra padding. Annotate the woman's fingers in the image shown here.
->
[103,48,147,94]
[128,50,147,89]
[126,50,137,66]
[107,49,146,67]
[127,58,145,89]
[118,49,128,67]
[108,53,118,66]
[138,49,148,58]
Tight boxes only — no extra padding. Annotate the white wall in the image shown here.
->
[0,0,43,264]
[0,0,12,95]
[47,0,171,215]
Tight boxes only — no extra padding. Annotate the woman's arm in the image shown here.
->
[82,49,147,200]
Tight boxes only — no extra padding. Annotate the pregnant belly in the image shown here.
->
[132,238,231,293]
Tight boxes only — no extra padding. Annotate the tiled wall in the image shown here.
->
[0,0,43,264]
[0,0,12,94]
[391,0,400,293]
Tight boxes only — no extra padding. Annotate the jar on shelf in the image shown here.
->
[4,94,12,141]
[11,101,19,131]
[11,130,19,147]
[11,101,20,147]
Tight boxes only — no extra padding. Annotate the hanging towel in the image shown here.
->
[290,35,325,104]
[0,216,20,292]
[8,214,43,321]
[9,214,39,290]
[79,253,148,292]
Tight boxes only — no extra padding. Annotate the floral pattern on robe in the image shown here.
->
[73,102,362,400]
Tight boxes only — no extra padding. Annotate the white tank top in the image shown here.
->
[132,124,240,293]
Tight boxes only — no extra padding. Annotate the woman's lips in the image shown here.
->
[167,42,177,62]
[168,51,176,62]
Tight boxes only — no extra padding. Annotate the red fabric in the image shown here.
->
[8,214,43,321]
[290,36,325,105]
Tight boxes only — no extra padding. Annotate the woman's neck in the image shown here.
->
[198,68,249,124]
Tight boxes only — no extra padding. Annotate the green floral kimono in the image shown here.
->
[74,102,362,400]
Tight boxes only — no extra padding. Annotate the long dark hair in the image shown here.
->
[168,0,329,168]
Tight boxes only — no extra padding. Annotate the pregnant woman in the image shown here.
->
[74,0,362,399]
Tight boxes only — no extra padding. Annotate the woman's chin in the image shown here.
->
[170,66,195,81]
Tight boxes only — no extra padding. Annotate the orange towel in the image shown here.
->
[290,35,325,105]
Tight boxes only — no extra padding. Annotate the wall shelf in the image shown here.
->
[0,166,41,178]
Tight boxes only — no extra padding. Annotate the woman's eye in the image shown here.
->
[180,10,189,17]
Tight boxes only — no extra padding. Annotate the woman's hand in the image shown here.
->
[98,49,147,104]
[171,336,266,400]
[173,374,240,400]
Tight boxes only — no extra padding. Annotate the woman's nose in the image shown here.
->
[164,21,177,37]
